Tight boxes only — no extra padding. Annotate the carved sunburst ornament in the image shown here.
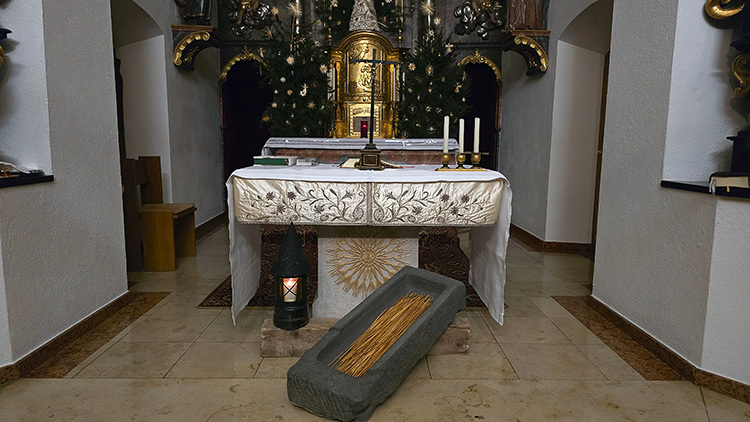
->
[327,230,409,297]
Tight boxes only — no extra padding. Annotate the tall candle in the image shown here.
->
[443,116,449,153]
[458,119,465,153]
[474,117,480,153]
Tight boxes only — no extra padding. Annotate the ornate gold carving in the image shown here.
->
[705,0,745,19]
[220,46,265,83]
[173,31,211,67]
[514,36,548,72]
[732,53,750,98]
[331,31,400,138]
[326,227,410,297]
[458,50,502,82]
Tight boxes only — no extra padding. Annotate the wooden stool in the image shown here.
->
[141,203,197,271]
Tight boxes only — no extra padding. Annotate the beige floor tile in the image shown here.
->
[551,317,604,345]
[576,345,643,381]
[514,280,592,297]
[502,280,526,297]
[147,297,222,318]
[166,342,262,379]
[427,342,517,380]
[539,254,594,269]
[506,253,543,267]
[375,379,709,422]
[507,266,563,283]
[459,310,497,345]
[550,266,595,282]
[74,342,191,379]
[406,358,431,380]
[502,343,607,380]
[701,388,750,421]
[529,297,575,319]
[254,357,299,379]
[485,316,570,344]
[503,296,546,317]
[0,378,712,422]
[196,309,272,343]
[120,313,217,343]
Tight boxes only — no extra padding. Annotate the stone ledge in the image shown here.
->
[261,316,469,357]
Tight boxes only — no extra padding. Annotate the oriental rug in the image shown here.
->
[198,226,483,308]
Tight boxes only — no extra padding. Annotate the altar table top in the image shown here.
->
[262,137,460,155]
[226,165,513,326]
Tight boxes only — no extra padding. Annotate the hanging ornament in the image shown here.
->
[286,56,295,65]
[320,64,328,73]
[426,65,434,76]
[271,102,278,108]
[280,77,287,82]
[307,101,315,108]
[287,89,293,95]
[301,126,311,135]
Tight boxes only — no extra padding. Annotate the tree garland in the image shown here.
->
[397,30,470,138]
[261,25,334,137]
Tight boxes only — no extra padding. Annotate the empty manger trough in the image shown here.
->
[287,266,466,421]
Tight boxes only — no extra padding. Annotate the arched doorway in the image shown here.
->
[220,59,273,181]
[545,0,613,246]
[461,53,502,170]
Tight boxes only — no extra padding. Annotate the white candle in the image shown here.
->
[458,119,465,153]
[443,116,449,153]
[282,277,299,302]
[474,117,480,153]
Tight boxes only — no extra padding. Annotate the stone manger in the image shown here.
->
[287,266,466,421]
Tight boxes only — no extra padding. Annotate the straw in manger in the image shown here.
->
[331,292,433,377]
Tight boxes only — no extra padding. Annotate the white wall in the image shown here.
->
[702,198,750,384]
[0,0,127,362]
[129,0,224,225]
[499,0,604,239]
[594,0,745,374]
[545,41,604,243]
[0,236,11,365]
[117,35,174,201]
[662,0,744,180]
[0,0,51,173]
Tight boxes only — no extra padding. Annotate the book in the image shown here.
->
[253,156,297,166]
[709,172,750,193]
[296,158,317,166]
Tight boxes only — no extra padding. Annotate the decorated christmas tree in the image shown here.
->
[261,23,334,137]
[397,30,470,138]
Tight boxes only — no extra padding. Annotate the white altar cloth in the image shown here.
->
[226,165,512,325]
[262,137,459,155]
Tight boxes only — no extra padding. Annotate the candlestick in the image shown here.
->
[282,277,299,302]
[458,119,465,153]
[443,116,449,153]
[474,117,480,153]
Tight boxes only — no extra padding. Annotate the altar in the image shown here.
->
[226,164,512,325]
[262,137,460,165]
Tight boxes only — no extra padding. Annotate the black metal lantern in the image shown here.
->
[271,223,310,330]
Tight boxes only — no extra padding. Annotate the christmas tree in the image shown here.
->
[261,24,334,137]
[397,30,470,138]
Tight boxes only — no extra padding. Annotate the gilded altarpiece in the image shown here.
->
[331,31,400,138]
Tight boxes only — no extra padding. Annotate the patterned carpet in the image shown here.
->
[198,226,484,308]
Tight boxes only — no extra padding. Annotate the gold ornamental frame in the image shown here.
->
[219,46,265,84]
[331,31,401,138]
[458,50,502,82]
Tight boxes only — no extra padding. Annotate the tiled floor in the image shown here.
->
[1,226,749,421]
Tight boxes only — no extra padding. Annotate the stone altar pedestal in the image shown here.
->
[312,226,420,318]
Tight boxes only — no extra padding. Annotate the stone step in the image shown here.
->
[261,315,469,357]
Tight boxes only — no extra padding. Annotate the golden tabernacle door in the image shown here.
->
[331,31,400,138]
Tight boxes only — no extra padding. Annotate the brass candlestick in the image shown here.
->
[435,152,458,171]
[456,153,467,169]
[471,152,489,168]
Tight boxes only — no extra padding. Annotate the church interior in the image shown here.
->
[0,0,749,419]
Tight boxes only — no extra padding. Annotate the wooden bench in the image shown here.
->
[121,156,196,271]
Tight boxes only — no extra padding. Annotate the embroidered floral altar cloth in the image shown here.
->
[226,165,513,325]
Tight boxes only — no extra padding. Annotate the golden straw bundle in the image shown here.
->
[331,292,433,377]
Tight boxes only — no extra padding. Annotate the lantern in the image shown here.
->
[271,223,310,330]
